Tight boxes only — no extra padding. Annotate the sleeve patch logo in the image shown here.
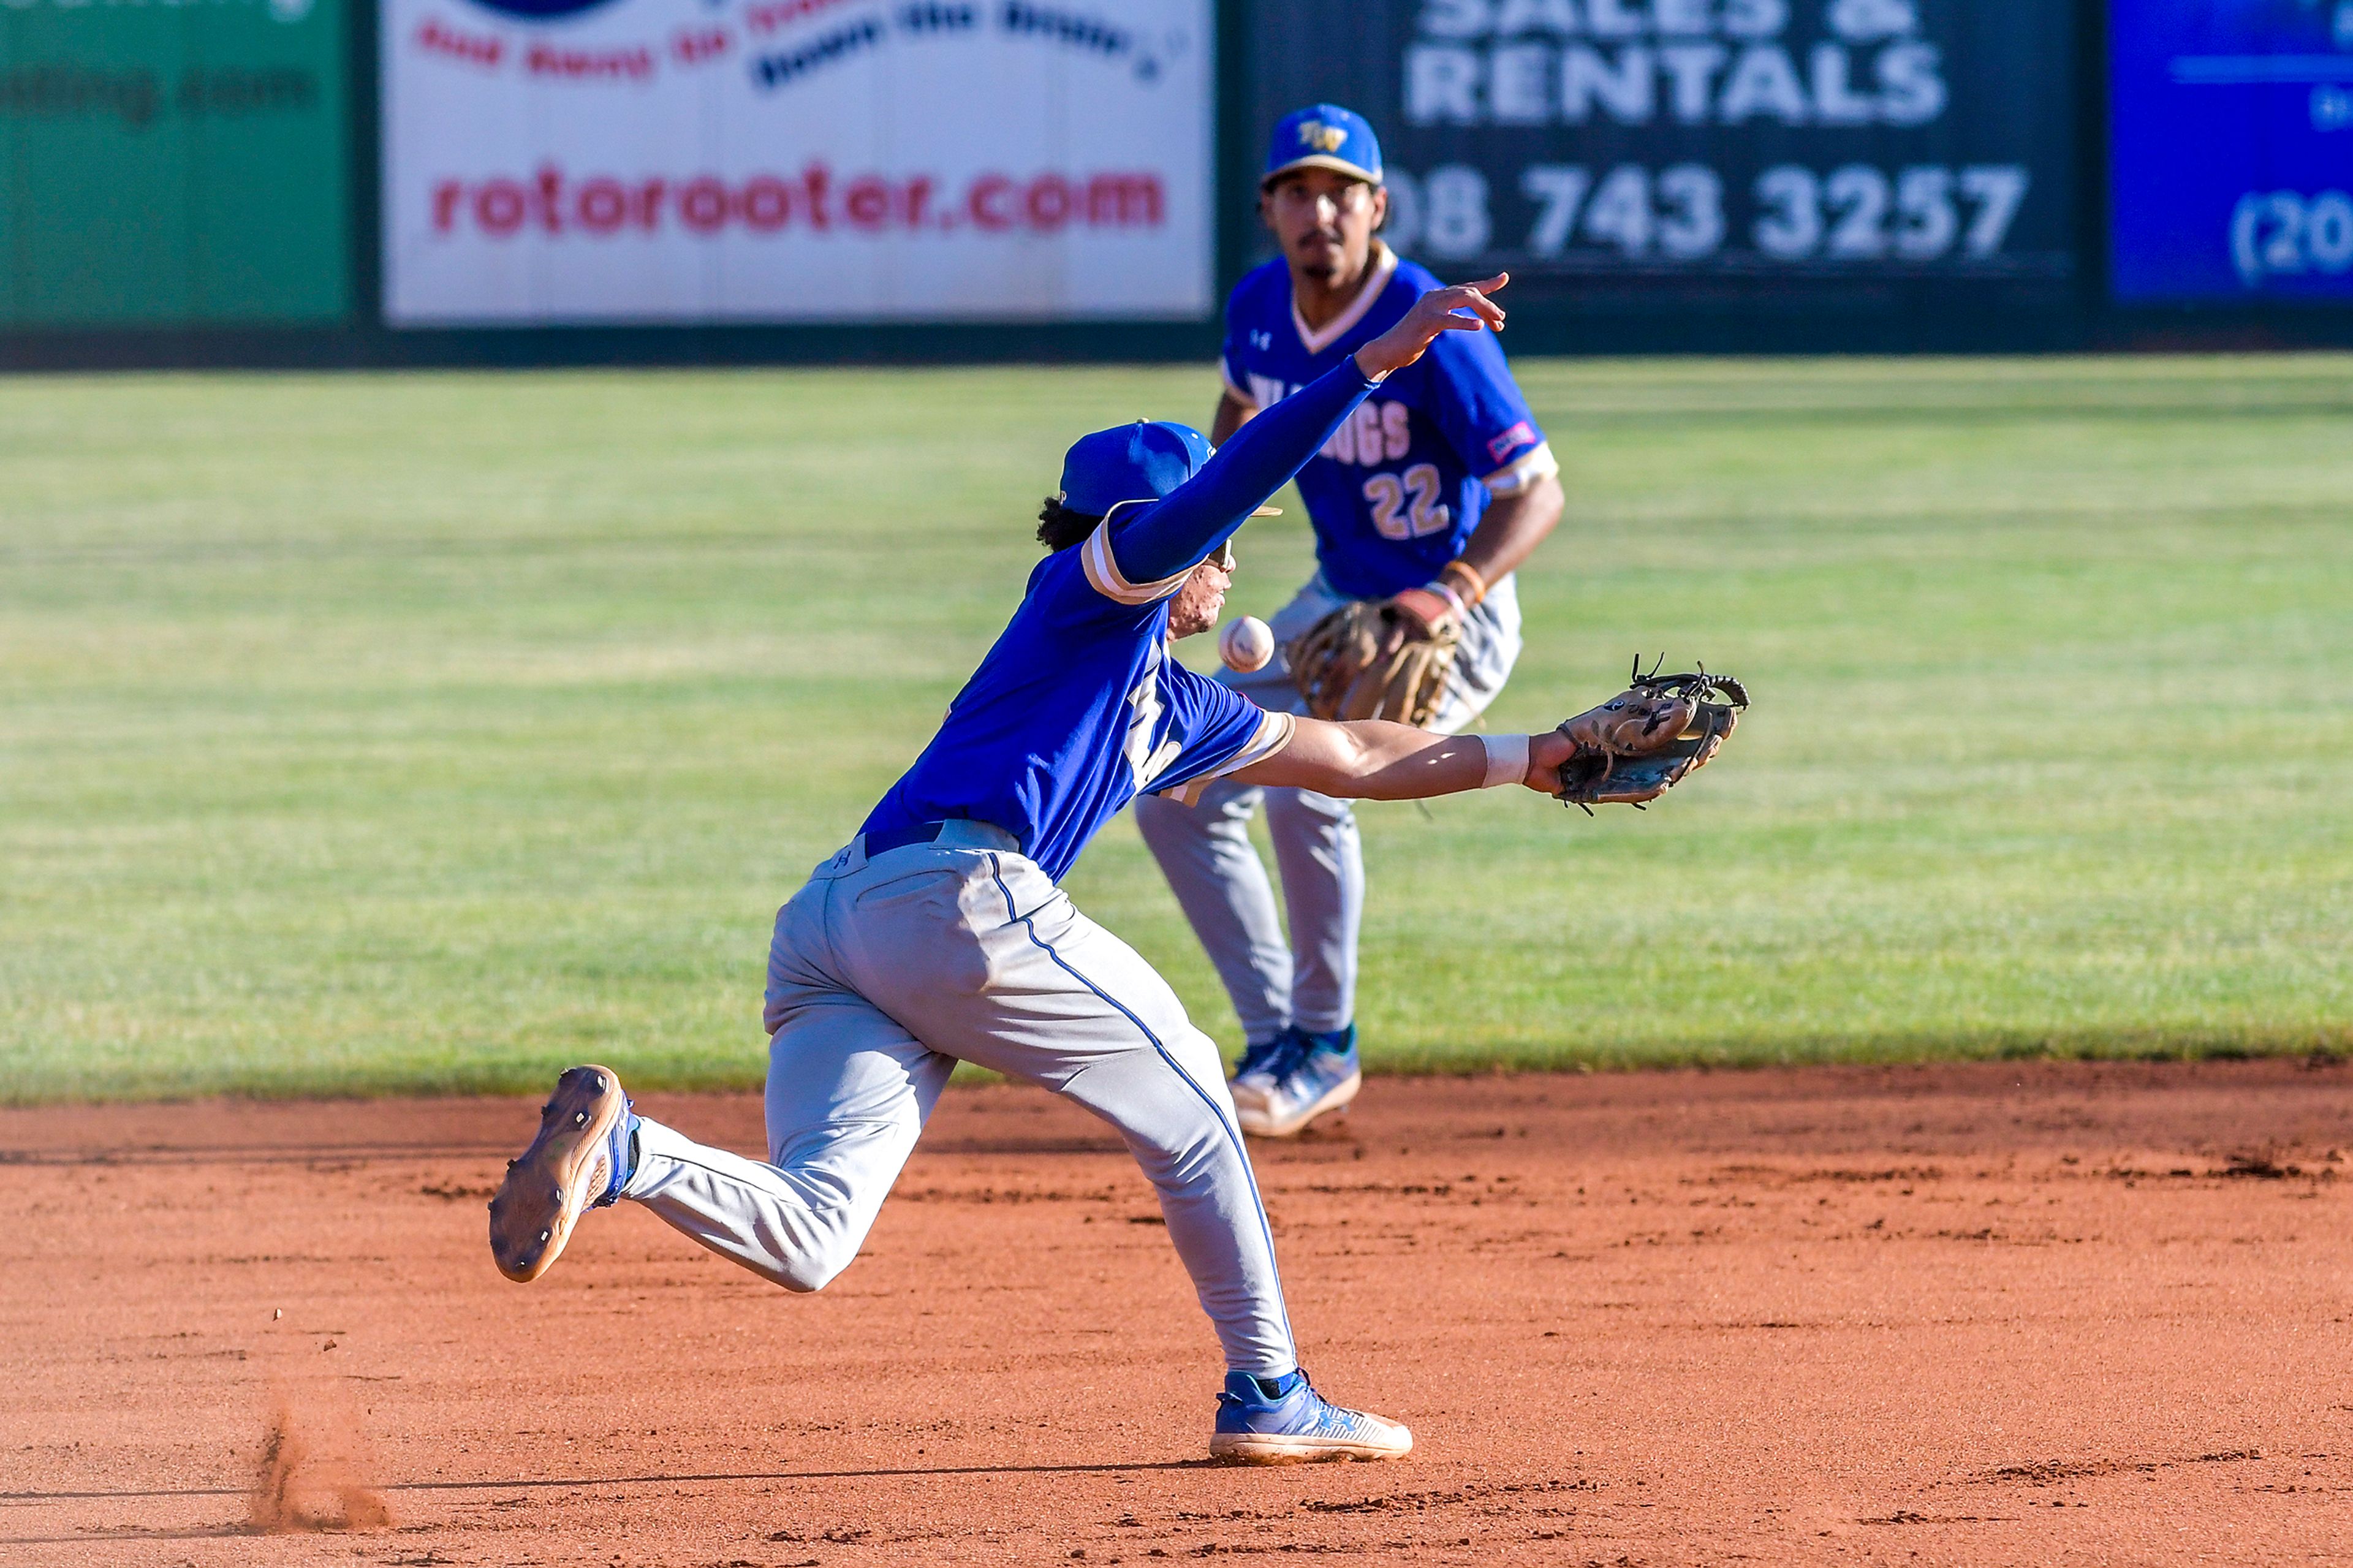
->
[1488,422,1535,463]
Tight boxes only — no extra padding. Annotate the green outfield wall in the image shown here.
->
[2,0,2351,363]
[0,0,350,326]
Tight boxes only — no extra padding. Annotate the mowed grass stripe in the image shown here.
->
[2,356,2347,1100]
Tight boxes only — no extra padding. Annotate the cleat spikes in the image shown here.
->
[489,1063,629,1284]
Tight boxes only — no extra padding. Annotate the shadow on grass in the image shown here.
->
[1370,1030,2353,1078]
[1,1031,2345,1111]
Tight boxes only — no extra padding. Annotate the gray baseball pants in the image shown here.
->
[616,821,1298,1377]
[1132,572,1521,1045]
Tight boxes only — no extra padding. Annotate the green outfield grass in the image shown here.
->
[3,355,2349,1101]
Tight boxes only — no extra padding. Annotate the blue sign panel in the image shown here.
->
[2112,0,2353,303]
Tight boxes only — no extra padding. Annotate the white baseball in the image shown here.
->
[1219,615,1275,674]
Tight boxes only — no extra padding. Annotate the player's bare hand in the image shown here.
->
[1353,275,1509,380]
[1521,725,1577,794]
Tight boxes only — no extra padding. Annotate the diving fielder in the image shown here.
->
[488,278,1588,1464]
[1134,105,1565,1139]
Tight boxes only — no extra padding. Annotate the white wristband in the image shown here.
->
[1477,732,1531,789]
[1420,579,1468,622]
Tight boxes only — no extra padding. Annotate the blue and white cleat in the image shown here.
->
[1235,1025,1359,1138]
[488,1064,637,1283]
[1209,1369,1413,1464]
[1227,1027,1305,1112]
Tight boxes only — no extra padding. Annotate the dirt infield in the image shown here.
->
[6,1059,2351,1566]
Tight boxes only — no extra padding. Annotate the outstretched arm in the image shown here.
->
[1230,714,1573,800]
[1113,275,1512,585]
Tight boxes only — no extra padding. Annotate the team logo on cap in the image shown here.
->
[1297,120,1349,154]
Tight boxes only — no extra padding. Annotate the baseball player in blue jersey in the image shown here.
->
[487,276,1594,1464]
[1134,105,1566,1139]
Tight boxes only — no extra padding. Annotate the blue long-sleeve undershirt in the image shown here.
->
[1108,357,1381,586]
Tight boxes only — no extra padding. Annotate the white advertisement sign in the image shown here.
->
[382,0,1212,324]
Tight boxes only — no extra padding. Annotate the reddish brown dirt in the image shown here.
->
[6,1059,2352,1567]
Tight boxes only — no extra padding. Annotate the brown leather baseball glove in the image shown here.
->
[1286,591,1461,727]
[1550,659,1749,812]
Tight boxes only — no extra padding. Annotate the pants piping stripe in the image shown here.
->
[987,856,1297,1363]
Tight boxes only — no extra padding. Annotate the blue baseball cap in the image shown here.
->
[1058,420,1281,525]
[1263,103,1382,191]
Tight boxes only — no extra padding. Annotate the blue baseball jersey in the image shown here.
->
[1222,246,1550,601]
[860,523,1291,884]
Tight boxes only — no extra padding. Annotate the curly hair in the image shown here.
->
[1035,497,1102,553]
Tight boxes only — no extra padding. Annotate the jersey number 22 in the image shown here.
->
[1363,464,1450,541]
